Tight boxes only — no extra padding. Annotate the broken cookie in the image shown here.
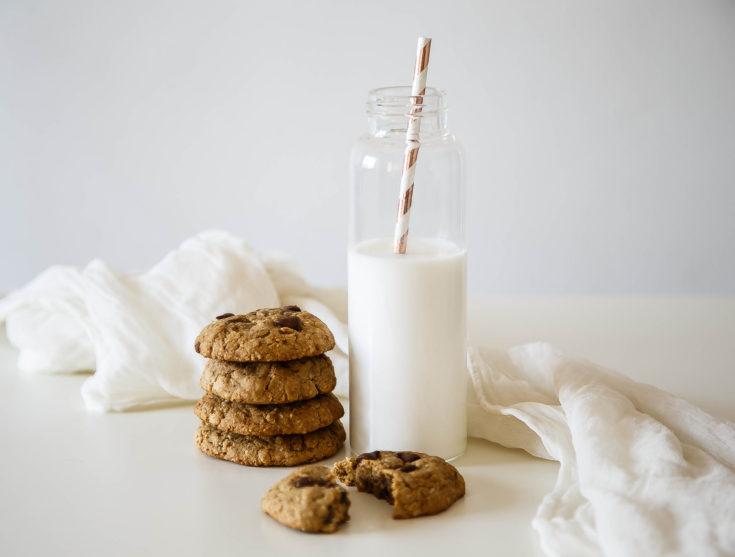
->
[332,450,465,518]
[261,465,350,533]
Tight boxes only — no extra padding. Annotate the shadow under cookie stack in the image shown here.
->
[192,306,346,466]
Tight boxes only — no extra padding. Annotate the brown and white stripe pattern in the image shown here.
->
[393,37,432,254]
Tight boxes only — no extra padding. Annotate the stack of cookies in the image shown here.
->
[192,306,346,467]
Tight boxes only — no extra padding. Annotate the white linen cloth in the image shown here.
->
[1,230,734,556]
[467,344,735,556]
[0,231,349,410]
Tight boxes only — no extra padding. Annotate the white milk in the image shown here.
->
[348,237,467,459]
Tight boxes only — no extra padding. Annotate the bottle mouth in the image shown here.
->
[367,86,447,117]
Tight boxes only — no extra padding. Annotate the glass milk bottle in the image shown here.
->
[348,86,466,460]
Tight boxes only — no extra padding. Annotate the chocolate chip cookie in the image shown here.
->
[261,465,350,533]
[332,450,465,518]
[194,306,335,362]
[195,420,346,467]
[194,393,344,436]
[199,354,336,405]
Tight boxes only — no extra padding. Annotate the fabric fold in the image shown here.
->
[467,344,735,556]
[0,231,348,410]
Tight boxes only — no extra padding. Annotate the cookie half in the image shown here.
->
[200,354,336,405]
[332,450,465,518]
[194,307,335,362]
[195,420,346,467]
[261,465,350,533]
[194,393,345,436]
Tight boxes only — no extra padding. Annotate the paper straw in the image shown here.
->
[392,37,432,254]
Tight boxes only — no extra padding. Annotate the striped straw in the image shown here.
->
[392,37,432,254]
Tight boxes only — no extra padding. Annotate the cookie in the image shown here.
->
[195,420,346,467]
[332,450,465,518]
[199,355,336,405]
[194,393,345,436]
[261,465,350,533]
[194,306,335,362]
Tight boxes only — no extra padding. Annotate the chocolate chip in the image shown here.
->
[356,450,380,463]
[397,464,418,473]
[216,312,235,320]
[281,305,301,312]
[397,452,420,463]
[324,506,335,525]
[294,477,332,488]
[194,341,200,353]
[377,478,395,504]
[274,315,302,331]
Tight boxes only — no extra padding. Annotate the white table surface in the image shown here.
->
[1,296,733,556]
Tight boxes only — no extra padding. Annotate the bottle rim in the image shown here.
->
[366,86,447,117]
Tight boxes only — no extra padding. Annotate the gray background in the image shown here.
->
[2,0,733,294]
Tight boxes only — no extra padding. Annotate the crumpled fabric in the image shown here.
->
[467,343,735,556]
[2,231,734,556]
[0,230,348,410]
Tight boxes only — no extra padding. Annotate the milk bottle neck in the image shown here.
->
[366,86,449,141]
